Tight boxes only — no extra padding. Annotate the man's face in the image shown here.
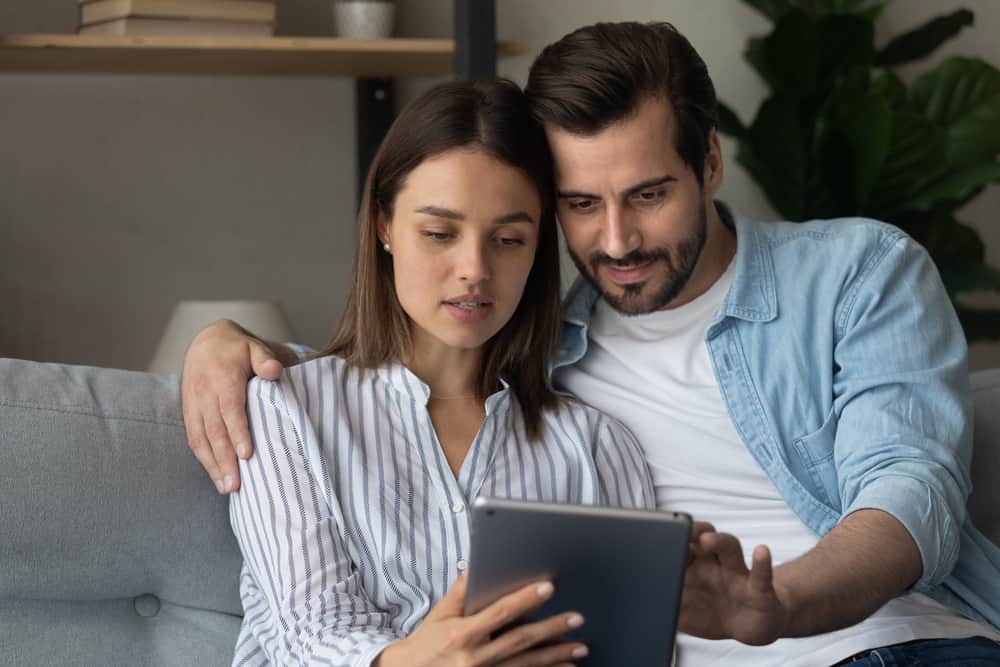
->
[546,95,720,315]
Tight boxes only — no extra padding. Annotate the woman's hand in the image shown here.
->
[181,319,286,494]
[375,575,588,667]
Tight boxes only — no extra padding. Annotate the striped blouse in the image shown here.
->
[229,355,654,667]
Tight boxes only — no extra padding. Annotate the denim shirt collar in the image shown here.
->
[556,213,777,369]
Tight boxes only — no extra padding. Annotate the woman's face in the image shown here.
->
[381,147,541,353]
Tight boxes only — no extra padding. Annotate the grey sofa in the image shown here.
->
[1,358,999,666]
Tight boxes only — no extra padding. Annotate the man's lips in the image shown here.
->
[603,259,655,285]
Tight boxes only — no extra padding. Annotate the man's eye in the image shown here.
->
[635,190,665,202]
[568,199,596,211]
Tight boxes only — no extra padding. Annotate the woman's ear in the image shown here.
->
[376,210,391,249]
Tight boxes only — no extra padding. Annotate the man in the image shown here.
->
[182,21,1000,665]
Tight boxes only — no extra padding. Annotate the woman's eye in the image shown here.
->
[421,231,452,241]
[497,237,525,247]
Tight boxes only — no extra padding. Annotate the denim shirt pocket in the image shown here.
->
[792,408,841,510]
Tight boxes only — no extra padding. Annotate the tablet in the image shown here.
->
[464,497,691,666]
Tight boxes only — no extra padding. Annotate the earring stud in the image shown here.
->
[383,242,391,252]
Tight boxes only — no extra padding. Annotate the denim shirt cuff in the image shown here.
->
[844,474,961,591]
[285,342,314,363]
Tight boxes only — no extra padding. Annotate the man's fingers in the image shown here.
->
[250,340,283,381]
[700,532,747,572]
[203,408,239,494]
[749,545,773,594]
[219,384,254,461]
[690,521,716,541]
[186,415,225,492]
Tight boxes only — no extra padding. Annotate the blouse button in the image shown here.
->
[452,502,465,514]
[457,559,468,571]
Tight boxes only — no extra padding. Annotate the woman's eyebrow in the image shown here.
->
[414,205,464,220]
[414,206,534,225]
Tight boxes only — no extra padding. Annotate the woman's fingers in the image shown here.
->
[424,573,468,622]
[476,609,585,665]
[468,580,556,637]
[494,636,587,666]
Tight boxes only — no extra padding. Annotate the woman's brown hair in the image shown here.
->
[319,78,561,438]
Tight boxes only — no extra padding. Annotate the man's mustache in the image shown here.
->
[589,249,669,269]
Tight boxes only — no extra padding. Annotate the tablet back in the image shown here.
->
[465,497,690,666]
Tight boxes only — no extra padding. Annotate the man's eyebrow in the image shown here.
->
[556,175,677,200]
[623,175,677,196]
[414,205,464,220]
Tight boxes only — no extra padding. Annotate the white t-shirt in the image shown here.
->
[553,260,1000,665]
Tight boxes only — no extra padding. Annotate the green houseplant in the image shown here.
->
[718,0,1000,340]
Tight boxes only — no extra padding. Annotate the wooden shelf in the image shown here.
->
[0,34,527,77]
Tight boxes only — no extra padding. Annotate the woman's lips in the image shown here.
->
[443,301,493,323]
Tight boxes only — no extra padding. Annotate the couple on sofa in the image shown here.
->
[180,22,1000,666]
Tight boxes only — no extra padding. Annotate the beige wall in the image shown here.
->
[2,0,998,370]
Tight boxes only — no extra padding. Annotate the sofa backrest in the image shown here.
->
[970,368,1000,546]
[1,359,998,665]
[0,358,242,666]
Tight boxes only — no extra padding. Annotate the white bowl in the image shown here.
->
[333,1,395,39]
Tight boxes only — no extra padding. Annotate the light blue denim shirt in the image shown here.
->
[555,215,1000,630]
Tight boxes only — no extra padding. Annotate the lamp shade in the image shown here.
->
[148,300,295,376]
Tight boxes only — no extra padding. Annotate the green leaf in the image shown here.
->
[835,93,893,209]
[876,9,974,67]
[817,0,890,20]
[956,306,1000,342]
[866,112,947,216]
[945,261,1000,294]
[923,219,986,268]
[717,101,748,139]
[909,57,1000,169]
[745,0,890,20]
[745,36,776,88]
[741,0,799,22]
[908,161,1000,210]
[742,95,810,219]
[816,14,876,79]
[762,12,820,95]
[869,68,907,108]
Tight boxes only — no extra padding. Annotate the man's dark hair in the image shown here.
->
[525,22,719,184]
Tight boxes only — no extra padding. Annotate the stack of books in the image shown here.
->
[77,0,277,37]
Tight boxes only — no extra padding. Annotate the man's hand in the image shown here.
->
[679,522,789,646]
[181,319,287,494]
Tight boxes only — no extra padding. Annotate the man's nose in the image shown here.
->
[602,205,642,259]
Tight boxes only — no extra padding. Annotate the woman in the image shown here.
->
[229,79,654,667]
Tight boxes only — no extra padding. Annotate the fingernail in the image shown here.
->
[214,479,225,494]
[236,443,248,459]
[572,646,589,658]
[536,582,554,597]
[223,475,234,492]
[567,614,584,628]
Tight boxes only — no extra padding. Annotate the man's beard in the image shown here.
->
[568,201,708,316]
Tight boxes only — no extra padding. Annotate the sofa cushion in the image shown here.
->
[0,358,242,665]
[970,368,1000,546]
